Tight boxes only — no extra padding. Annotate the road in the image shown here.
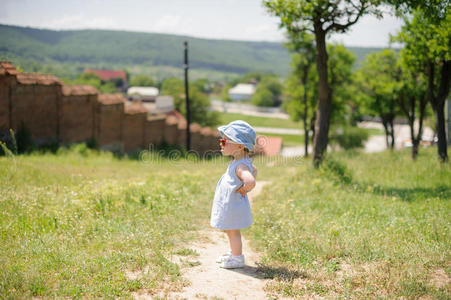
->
[279,122,434,157]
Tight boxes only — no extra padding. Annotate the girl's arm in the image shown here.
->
[235,164,256,196]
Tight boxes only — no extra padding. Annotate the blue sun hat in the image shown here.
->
[218,120,257,151]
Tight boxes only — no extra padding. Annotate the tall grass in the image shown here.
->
[0,147,226,298]
[248,148,450,299]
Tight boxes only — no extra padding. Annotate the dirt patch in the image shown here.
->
[131,181,272,299]
[163,181,271,299]
[429,268,450,289]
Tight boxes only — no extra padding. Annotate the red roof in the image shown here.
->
[255,136,282,157]
[84,69,127,82]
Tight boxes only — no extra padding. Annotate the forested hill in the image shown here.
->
[0,24,383,79]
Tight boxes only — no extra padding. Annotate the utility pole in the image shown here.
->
[184,40,191,150]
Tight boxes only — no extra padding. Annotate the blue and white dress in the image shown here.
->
[210,158,253,230]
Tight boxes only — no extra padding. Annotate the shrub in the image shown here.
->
[15,121,35,153]
[329,126,369,150]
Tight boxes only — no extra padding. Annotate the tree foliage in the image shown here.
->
[251,76,283,107]
[356,49,401,148]
[66,73,119,93]
[264,0,382,167]
[129,74,156,87]
[392,8,451,161]
[160,77,220,127]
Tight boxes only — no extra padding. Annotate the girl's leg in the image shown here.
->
[225,229,242,256]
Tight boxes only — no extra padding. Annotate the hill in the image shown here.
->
[0,24,384,81]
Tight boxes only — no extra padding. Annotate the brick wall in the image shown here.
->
[122,102,148,153]
[164,115,179,145]
[0,62,18,134]
[11,74,62,143]
[176,120,187,148]
[200,127,220,156]
[60,85,98,144]
[0,61,223,156]
[144,115,166,149]
[96,94,124,152]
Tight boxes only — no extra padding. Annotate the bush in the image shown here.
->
[56,143,99,157]
[15,122,35,153]
[329,126,369,150]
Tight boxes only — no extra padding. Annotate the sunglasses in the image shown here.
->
[219,138,239,146]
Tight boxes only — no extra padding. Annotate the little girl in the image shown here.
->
[210,120,257,269]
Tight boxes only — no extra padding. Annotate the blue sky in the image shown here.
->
[1,0,404,47]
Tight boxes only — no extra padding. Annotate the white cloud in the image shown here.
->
[244,23,283,41]
[46,13,116,30]
[151,15,195,36]
[330,13,404,47]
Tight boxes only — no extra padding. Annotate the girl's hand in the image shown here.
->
[235,184,247,196]
[251,164,258,179]
[235,163,256,196]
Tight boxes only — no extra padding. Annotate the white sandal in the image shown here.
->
[220,255,245,269]
[215,251,232,263]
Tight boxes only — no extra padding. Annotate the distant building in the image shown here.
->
[140,95,174,115]
[84,69,128,92]
[228,83,256,101]
[127,86,159,102]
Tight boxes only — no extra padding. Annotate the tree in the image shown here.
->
[357,49,401,149]
[392,8,450,161]
[397,66,428,159]
[284,32,316,156]
[160,77,220,127]
[264,0,382,167]
[251,89,274,107]
[129,74,156,87]
[386,0,449,22]
[285,40,355,156]
[327,44,356,125]
[70,73,118,93]
[251,75,283,107]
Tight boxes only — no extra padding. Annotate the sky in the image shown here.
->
[0,0,404,47]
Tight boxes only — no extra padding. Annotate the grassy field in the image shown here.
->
[248,148,451,299]
[1,145,449,299]
[0,146,228,298]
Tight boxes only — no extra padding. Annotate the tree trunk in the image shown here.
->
[389,120,395,149]
[310,115,316,146]
[427,60,450,162]
[412,94,427,160]
[435,103,448,161]
[408,97,418,160]
[304,118,309,156]
[312,26,331,167]
[302,70,309,157]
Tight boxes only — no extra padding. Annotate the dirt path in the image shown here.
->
[161,181,271,300]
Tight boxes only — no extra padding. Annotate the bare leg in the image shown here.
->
[225,229,242,256]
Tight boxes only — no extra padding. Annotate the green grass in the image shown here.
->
[247,147,451,299]
[1,144,450,299]
[0,147,227,298]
